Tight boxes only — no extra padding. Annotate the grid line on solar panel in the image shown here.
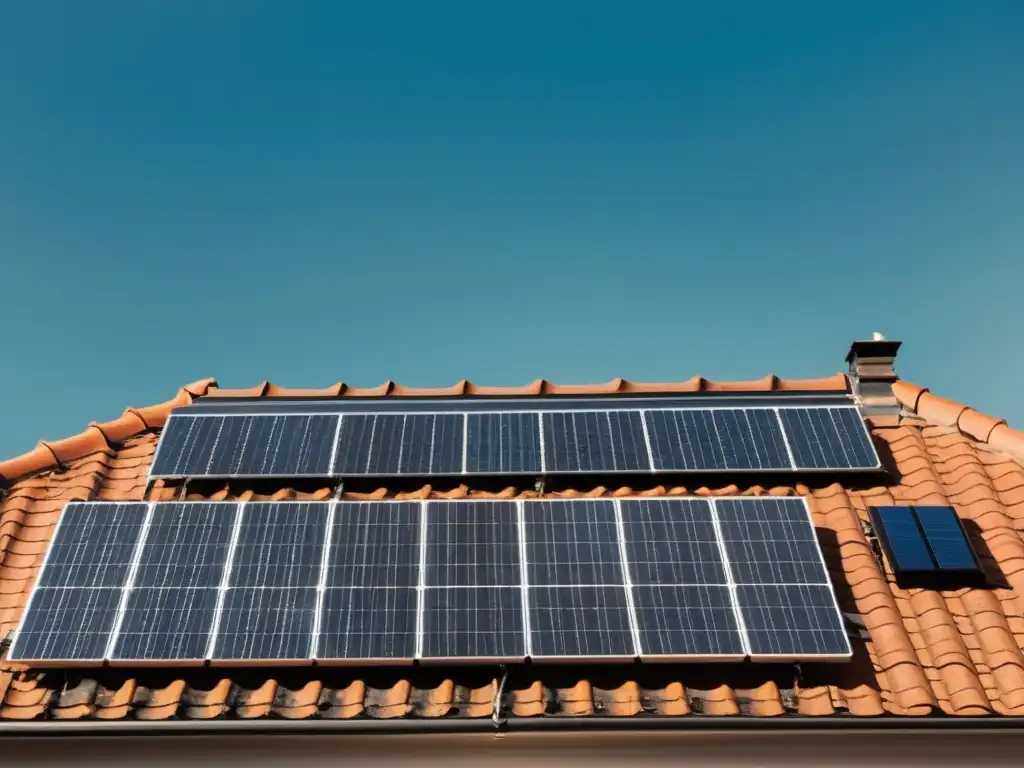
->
[36,502,149,589]
[515,499,533,658]
[611,499,643,657]
[714,498,830,585]
[523,499,623,586]
[229,502,328,589]
[424,501,520,587]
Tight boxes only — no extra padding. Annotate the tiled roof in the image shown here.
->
[2,373,1024,724]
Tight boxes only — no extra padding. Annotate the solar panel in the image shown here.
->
[12,497,853,665]
[777,407,879,470]
[11,587,123,662]
[645,409,791,471]
[324,501,421,588]
[523,499,623,586]
[150,400,882,481]
[868,505,984,586]
[229,502,327,588]
[211,587,317,660]
[35,502,148,589]
[542,411,649,473]
[528,585,635,658]
[332,414,463,475]
[715,498,830,585]
[150,414,338,478]
[715,498,850,660]
[424,501,520,587]
[632,584,745,657]
[316,587,418,661]
[465,412,542,473]
[111,586,220,661]
[523,499,635,658]
[870,506,934,572]
[420,587,525,661]
[914,506,981,571]
[619,498,746,659]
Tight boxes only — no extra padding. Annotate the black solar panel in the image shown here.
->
[316,587,418,661]
[778,407,879,470]
[111,586,219,661]
[131,502,237,589]
[528,585,635,658]
[736,584,849,657]
[632,584,745,657]
[424,501,520,588]
[542,410,649,473]
[325,501,422,589]
[619,498,725,585]
[421,586,525,660]
[523,499,623,586]
[465,412,541,473]
[332,413,463,475]
[229,502,327,589]
[212,587,317,660]
[11,587,123,662]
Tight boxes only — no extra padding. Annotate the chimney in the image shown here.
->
[846,334,902,415]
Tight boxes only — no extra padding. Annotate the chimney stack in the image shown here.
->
[846,335,902,415]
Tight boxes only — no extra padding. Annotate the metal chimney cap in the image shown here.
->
[871,332,886,341]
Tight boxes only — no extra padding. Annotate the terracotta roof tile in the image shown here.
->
[2,374,1024,724]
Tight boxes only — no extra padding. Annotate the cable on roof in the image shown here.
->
[492,664,509,731]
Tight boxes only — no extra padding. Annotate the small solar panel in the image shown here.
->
[868,505,984,586]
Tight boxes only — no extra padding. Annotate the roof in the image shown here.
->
[2,370,1024,725]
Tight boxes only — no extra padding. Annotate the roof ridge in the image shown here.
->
[1,372,847,485]
[892,380,1024,464]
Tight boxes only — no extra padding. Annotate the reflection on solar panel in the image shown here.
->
[10,497,852,664]
[868,505,983,587]
[149,403,881,480]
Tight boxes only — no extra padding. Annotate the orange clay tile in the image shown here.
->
[2,375,1024,722]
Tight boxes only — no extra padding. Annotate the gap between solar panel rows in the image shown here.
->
[149,404,881,480]
[10,497,851,666]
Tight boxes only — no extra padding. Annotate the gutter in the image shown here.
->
[1,716,1024,738]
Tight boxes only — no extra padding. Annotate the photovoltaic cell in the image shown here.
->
[711,409,791,470]
[632,585,745,657]
[421,587,525,660]
[332,414,463,475]
[229,502,328,589]
[715,498,829,585]
[465,412,542,473]
[542,411,648,473]
[316,587,418,660]
[528,585,634,658]
[619,498,725,585]
[111,586,219,661]
[11,587,123,661]
[778,407,879,470]
[914,506,980,571]
[736,584,850,657]
[36,502,148,589]
[646,409,791,471]
[212,587,317,660]
[132,502,237,589]
[523,499,623,586]
[325,502,421,589]
[424,501,520,587]
[149,415,223,477]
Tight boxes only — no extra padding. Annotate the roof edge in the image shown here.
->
[0,374,848,485]
[892,380,1024,463]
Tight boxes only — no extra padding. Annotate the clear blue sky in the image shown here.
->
[1,1,1022,460]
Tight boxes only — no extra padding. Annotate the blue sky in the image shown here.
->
[1,1,1022,459]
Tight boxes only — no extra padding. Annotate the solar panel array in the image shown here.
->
[11,498,851,664]
[149,405,880,480]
